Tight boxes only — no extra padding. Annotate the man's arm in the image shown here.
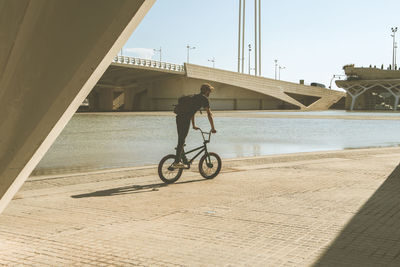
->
[191,115,199,130]
[206,107,217,133]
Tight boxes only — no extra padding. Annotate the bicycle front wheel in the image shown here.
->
[199,152,221,179]
[158,154,183,184]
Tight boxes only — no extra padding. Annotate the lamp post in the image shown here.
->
[278,65,285,80]
[254,0,257,76]
[208,57,215,68]
[238,0,242,72]
[186,45,196,63]
[391,27,398,68]
[274,59,278,79]
[241,0,246,73]
[258,0,261,76]
[248,44,252,74]
[153,47,162,62]
[329,74,346,89]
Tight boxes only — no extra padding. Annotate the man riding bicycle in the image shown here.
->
[172,83,217,168]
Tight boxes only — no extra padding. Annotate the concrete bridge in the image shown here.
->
[88,56,345,111]
[336,65,400,111]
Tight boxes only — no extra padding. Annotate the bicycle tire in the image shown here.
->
[198,152,221,179]
[158,154,183,184]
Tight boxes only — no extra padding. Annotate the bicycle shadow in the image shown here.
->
[313,163,400,266]
[71,178,206,198]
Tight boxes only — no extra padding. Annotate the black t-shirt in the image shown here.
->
[185,93,210,118]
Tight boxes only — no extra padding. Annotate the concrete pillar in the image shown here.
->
[386,88,400,111]
[98,88,114,111]
[394,96,399,111]
[0,0,155,214]
[347,85,369,111]
[124,88,136,111]
[88,91,99,111]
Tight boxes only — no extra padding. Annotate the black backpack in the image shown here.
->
[173,94,194,114]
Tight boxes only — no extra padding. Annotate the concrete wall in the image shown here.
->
[0,0,155,214]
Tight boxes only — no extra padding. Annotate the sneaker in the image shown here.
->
[182,157,189,165]
[171,162,185,169]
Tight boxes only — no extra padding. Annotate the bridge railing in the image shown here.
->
[113,56,185,72]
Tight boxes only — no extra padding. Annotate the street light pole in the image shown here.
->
[329,74,346,89]
[241,0,246,73]
[238,0,242,72]
[153,47,162,62]
[278,65,285,80]
[248,44,252,74]
[186,44,196,63]
[208,57,215,68]
[258,0,261,76]
[391,27,398,68]
[274,60,278,80]
[254,0,257,76]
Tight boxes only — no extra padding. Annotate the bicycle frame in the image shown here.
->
[181,129,212,167]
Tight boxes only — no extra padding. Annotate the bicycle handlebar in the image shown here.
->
[198,128,215,134]
[197,128,214,142]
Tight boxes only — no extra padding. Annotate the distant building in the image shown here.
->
[336,65,400,111]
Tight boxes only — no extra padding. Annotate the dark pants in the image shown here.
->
[175,115,191,163]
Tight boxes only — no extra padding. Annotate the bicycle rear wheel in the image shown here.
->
[158,154,183,184]
[199,152,221,179]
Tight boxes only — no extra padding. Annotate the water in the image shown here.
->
[33,111,400,176]
[241,110,400,117]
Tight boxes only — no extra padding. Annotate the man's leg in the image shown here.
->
[175,115,191,163]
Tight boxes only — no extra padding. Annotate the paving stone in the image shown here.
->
[1,147,400,266]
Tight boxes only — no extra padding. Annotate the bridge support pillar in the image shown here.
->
[387,88,400,111]
[98,88,114,111]
[88,91,99,111]
[347,86,368,111]
[124,88,136,111]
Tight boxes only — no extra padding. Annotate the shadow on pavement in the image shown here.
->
[71,178,206,198]
[313,164,400,266]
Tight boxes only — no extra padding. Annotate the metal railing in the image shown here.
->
[113,56,185,72]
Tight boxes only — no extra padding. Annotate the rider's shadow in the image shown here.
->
[71,179,205,198]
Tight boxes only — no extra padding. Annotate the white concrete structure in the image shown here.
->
[0,0,155,214]
[337,66,400,111]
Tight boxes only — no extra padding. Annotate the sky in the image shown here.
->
[122,0,400,90]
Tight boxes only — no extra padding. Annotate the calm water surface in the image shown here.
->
[33,111,400,175]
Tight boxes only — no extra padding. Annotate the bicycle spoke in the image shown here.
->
[158,154,184,184]
[203,157,217,175]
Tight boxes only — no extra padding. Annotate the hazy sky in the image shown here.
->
[123,0,400,89]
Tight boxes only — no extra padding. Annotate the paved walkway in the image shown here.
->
[1,147,400,266]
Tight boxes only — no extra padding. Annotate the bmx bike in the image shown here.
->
[158,128,221,184]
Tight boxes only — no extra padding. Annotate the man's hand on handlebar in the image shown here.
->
[211,128,217,134]
[193,126,200,130]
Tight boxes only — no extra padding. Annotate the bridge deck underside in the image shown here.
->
[97,64,184,88]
